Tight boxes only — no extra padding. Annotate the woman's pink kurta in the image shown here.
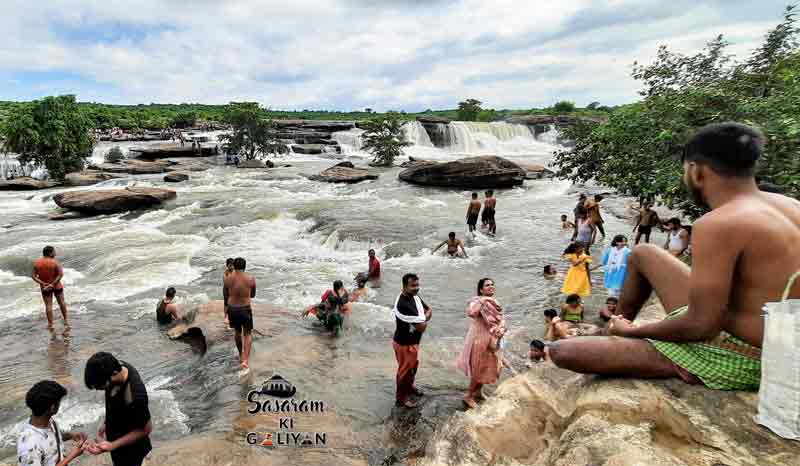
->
[456,297,506,385]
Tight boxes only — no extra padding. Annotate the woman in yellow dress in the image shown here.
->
[561,242,592,297]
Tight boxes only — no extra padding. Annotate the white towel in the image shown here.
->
[393,293,426,324]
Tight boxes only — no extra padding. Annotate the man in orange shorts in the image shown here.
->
[32,245,68,327]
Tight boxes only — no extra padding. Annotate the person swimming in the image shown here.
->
[432,232,468,258]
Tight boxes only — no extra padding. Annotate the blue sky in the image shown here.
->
[0,0,790,111]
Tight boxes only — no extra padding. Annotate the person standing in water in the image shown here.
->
[366,249,381,285]
[633,204,661,244]
[572,211,596,254]
[483,190,497,235]
[561,242,592,297]
[32,246,68,328]
[466,193,482,237]
[584,194,606,239]
[600,235,631,298]
[432,232,468,258]
[392,273,432,408]
[223,257,256,370]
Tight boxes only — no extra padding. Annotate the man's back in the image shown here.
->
[225,271,255,306]
[701,192,800,346]
[469,199,481,213]
[34,257,62,289]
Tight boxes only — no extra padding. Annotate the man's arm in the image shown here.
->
[250,279,256,298]
[100,421,152,452]
[431,241,446,254]
[613,218,735,342]
[52,264,64,287]
[459,241,468,258]
[633,214,641,231]
[31,266,47,287]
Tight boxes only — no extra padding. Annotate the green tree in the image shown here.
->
[457,98,483,121]
[171,111,198,128]
[586,101,601,110]
[361,112,411,166]
[553,100,576,113]
[552,6,800,218]
[0,95,95,180]
[218,102,283,160]
[105,146,125,163]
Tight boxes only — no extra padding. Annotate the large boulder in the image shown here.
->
[398,156,526,188]
[88,159,170,175]
[0,177,60,191]
[418,304,800,466]
[516,163,555,180]
[164,172,190,182]
[130,145,216,159]
[52,187,176,215]
[309,162,378,183]
[292,144,329,155]
[416,116,452,124]
[237,159,266,169]
[64,171,123,187]
[166,300,273,351]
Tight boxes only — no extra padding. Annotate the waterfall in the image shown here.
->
[331,128,365,155]
[444,122,537,154]
[403,121,433,147]
[534,124,559,145]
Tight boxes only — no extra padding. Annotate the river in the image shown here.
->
[0,122,639,465]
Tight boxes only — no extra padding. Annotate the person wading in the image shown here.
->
[32,246,68,328]
[224,257,256,370]
[392,273,432,408]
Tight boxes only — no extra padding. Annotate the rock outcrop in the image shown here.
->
[0,177,60,191]
[416,116,452,124]
[64,171,123,186]
[163,172,190,182]
[166,301,273,351]
[505,115,606,126]
[52,187,176,215]
[309,162,378,183]
[130,145,217,159]
[516,163,555,180]
[419,305,800,466]
[237,159,266,169]
[398,156,526,188]
[88,159,170,175]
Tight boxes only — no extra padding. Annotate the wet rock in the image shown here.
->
[399,157,431,168]
[89,159,170,175]
[164,172,190,182]
[309,162,377,183]
[164,158,214,172]
[398,156,525,189]
[166,301,273,350]
[292,144,326,155]
[271,119,356,132]
[416,116,452,124]
[64,170,123,186]
[237,159,266,169]
[505,115,606,126]
[418,304,800,466]
[130,145,216,159]
[0,177,60,191]
[516,163,555,180]
[52,187,176,215]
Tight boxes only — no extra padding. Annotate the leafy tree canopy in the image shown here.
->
[553,100,576,113]
[457,98,483,121]
[218,102,283,160]
[361,112,411,167]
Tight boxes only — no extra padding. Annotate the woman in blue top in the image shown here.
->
[600,235,631,297]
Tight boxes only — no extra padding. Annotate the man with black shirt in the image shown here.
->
[392,273,432,408]
[83,352,152,466]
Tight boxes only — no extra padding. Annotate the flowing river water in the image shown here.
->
[0,123,641,465]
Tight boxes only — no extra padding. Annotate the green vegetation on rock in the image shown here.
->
[105,146,125,163]
[361,112,411,167]
[218,102,282,161]
[553,6,800,218]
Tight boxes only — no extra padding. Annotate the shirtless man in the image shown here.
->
[584,194,605,239]
[466,193,482,236]
[483,190,497,235]
[561,214,575,230]
[549,123,800,391]
[432,232,468,258]
[156,287,179,324]
[633,204,660,244]
[223,257,256,370]
[32,246,68,327]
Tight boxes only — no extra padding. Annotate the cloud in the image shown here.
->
[0,0,790,110]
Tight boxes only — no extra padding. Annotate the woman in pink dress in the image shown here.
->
[456,278,507,408]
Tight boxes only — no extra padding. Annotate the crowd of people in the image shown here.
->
[17,122,800,465]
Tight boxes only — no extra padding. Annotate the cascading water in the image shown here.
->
[403,121,433,147]
[332,128,365,154]
[535,124,559,145]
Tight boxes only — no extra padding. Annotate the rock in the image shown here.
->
[400,157,431,168]
[291,144,326,155]
[309,162,377,183]
[265,160,275,168]
[0,177,60,191]
[516,163,555,180]
[398,156,526,189]
[505,115,606,126]
[416,116,452,124]
[164,172,190,182]
[163,158,214,172]
[64,171,123,187]
[237,159,266,169]
[130,145,216,159]
[52,187,176,215]
[418,304,800,466]
[166,301,273,350]
[270,119,356,132]
[89,159,170,175]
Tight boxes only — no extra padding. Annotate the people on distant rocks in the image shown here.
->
[483,190,497,235]
[392,273,431,408]
[466,192,481,237]
[561,214,574,230]
[432,232,468,258]
[32,246,68,328]
[543,265,558,279]
[561,242,592,297]
[560,294,584,323]
[600,234,631,298]
[599,296,619,322]
[17,380,87,466]
[548,122,800,391]
[584,194,606,239]
[302,280,350,335]
[664,217,690,257]
[456,278,507,409]
[633,203,661,244]
[572,210,595,254]
[223,257,256,371]
[83,352,153,465]
[156,287,179,325]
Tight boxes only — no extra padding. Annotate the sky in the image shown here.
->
[0,0,790,111]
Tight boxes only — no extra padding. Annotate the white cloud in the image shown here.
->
[0,0,790,110]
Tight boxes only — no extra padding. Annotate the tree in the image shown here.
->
[457,99,483,121]
[361,112,411,166]
[218,102,283,160]
[552,6,800,218]
[365,108,373,114]
[171,111,198,129]
[0,95,95,180]
[586,101,601,110]
[553,101,576,113]
[105,146,125,163]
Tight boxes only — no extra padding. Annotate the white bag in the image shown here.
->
[756,270,800,440]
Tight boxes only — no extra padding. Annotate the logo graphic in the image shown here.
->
[261,433,274,447]
[261,374,297,398]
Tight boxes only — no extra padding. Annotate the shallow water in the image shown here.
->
[0,130,648,464]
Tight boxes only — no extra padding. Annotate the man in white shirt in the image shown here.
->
[17,380,86,466]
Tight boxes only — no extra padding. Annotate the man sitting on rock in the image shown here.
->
[549,123,800,391]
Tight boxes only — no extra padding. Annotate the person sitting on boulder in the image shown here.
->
[548,123,800,391]
[156,287,180,325]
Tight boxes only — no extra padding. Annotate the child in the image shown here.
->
[561,242,592,297]
[599,296,618,321]
[527,339,548,367]
[543,265,558,279]
[560,294,584,323]
[561,214,575,230]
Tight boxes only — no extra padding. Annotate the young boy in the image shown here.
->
[561,214,574,230]
[18,380,87,466]
[560,294,584,323]
[528,339,548,364]
[599,296,619,321]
